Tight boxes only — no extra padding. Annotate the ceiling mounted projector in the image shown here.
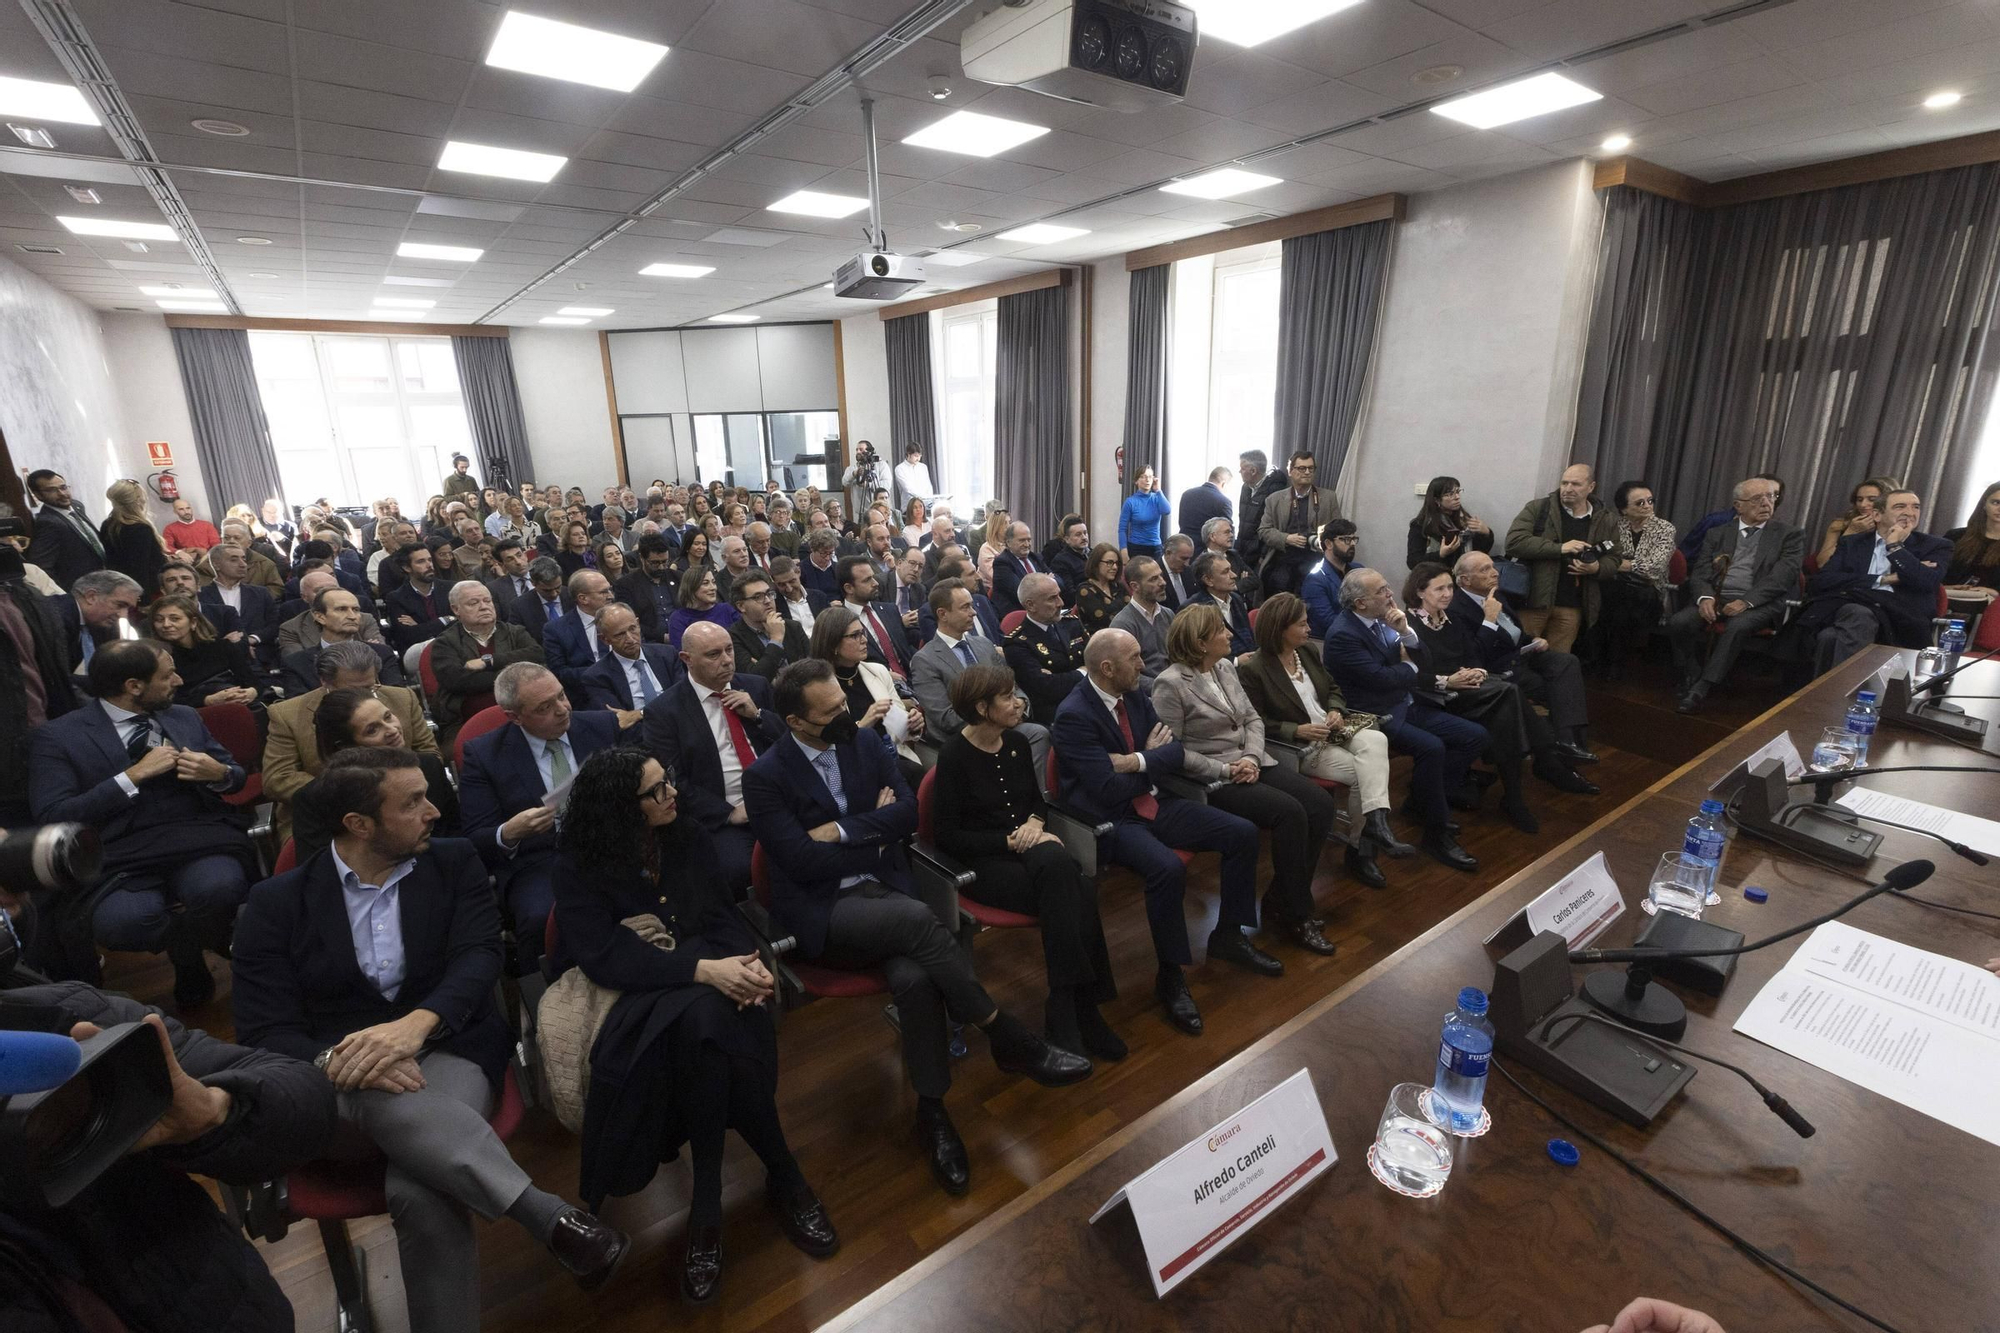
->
[962,0,1197,112]
[834,250,925,299]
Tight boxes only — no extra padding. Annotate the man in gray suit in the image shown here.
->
[910,577,1050,782]
[1668,476,1805,715]
[1256,450,1340,597]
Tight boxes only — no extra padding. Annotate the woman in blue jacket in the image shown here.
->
[1117,465,1172,563]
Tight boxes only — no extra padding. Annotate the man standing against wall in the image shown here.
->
[1504,463,1623,656]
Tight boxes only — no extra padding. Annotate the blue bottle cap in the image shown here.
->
[1744,885,1769,903]
[1547,1138,1580,1167]
[1699,798,1725,814]
[1856,690,1876,704]
[1457,986,1488,1015]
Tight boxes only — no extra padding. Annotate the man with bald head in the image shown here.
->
[638,619,785,891]
[1451,551,1597,765]
[1052,629,1269,1036]
[1001,571,1087,726]
[1504,462,1624,655]
[580,601,680,723]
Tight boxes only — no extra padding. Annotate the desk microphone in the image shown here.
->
[1880,648,1997,742]
[1781,766,1998,865]
[1905,645,1999,699]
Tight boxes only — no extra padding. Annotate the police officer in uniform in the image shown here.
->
[1001,572,1087,727]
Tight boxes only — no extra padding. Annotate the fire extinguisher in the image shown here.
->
[147,470,180,503]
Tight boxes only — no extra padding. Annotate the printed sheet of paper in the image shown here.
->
[1734,921,2000,1147]
[1833,788,2000,858]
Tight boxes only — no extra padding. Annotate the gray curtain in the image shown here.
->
[995,283,1072,539]
[451,335,536,491]
[169,326,285,520]
[1272,219,1394,485]
[1122,264,1169,489]
[884,312,937,461]
[1572,165,2000,536]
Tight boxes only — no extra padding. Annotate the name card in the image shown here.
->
[1523,851,1626,947]
[1709,731,1806,797]
[1089,1068,1335,1297]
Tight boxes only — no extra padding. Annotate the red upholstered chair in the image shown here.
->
[272,839,297,875]
[1248,606,1260,631]
[1045,747,1194,876]
[917,768,1032,930]
[749,844,886,1003]
[453,704,512,770]
[1667,548,1688,586]
[1974,605,2000,652]
[1001,610,1026,635]
[198,702,264,809]
[417,641,441,697]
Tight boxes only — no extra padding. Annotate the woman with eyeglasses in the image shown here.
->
[550,747,837,1303]
[808,604,926,786]
[1599,480,1677,677]
[1073,543,1128,637]
[1406,475,1493,571]
[290,687,460,860]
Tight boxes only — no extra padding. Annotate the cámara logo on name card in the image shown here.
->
[1207,1124,1243,1153]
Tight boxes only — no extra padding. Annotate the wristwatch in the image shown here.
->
[313,1047,335,1073]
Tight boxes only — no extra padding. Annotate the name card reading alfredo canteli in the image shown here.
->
[1089,1068,1336,1297]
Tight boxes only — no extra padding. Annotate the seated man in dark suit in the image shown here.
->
[1798,487,1952,675]
[279,588,403,695]
[744,658,1087,1197]
[932,554,1003,642]
[1452,551,1595,763]
[231,748,626,1331]
[885,545,935,651]
[640,620,783,892]
[52,567,140,679]
[1001,573,1086,726]
[910,577,1050,777]
[797,530,843,603]
[484,538,535,613]
[1321,569,1483,873]
[1158,534,1196,611]
[1300,519,1359,641]
[1667,476,1806,714]
[834,554,914,680]
[1185,551,1255,657]
[542,568,614,702]
[613,535,678,642]
[430,580,544,754]
[768,555,828,640]
[1051,629,1272,1038]
[201,542,279,666]
[384,543,452,652]
[28,639,255,1007]
[458,662,622,943]
[990,521,1051,617]
[725,567,811,680]
[508,556,570,638]
[579,602,679,725]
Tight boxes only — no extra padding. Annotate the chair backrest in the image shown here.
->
[916,766,938,844]
[273,838,297,874]
[197,702,262,771]
[1248,605,1260,631]
[453,704,511,769]
[1046,744,1062,796]
[1001,610,1026,634]
[1667,548,1688,586]
[544,913,558,958]
[1937,583,1950,617]
[418,641,440,696]
[1974,607,2000,652]
[750,842,772,910]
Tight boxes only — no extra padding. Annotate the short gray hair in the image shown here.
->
[494,661,555,711]
[1337,570,1378,611]
[600,505,627,524]
[1163,533,1195,556]
[1208,466,1233,485]
[806,530,838,554]
[72,569,143,601]
[446,579,488,611]
[1019,572,1058,603]
[1200,516,1232,546]
[528,555,562,584]
[315,640,379,684]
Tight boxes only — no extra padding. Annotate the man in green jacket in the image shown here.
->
[1504,463,1625,655]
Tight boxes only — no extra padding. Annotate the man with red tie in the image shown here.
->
[1050,628,1270,1039]
[639,619,785,893]
[835,555,914,681]
[990,521,1045,617]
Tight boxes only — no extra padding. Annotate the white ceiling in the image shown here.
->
[2,0,1998,329]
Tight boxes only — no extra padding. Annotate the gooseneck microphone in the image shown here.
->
[1906,645,1999,699]
[1571,859,1935,966]
[1538,1012,1816,1138]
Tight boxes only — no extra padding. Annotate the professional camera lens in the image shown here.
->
[0,825,102,894]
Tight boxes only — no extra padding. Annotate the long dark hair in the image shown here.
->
[558,747,668,872]
[1417,476,1467,539]
[312,686,378,758]
[1954,480,2000,570]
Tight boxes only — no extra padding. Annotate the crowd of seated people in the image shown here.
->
[3,449,1989,1326]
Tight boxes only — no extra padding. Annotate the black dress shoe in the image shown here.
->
[1447,785,1484,812]
[1362,809,1416,858]
[1397,800,1459,834]
[1676,688,1707,716]
[914,1107,970,1196]
[1500,796,1540,835]
[549,1208,629,1291]
[766,1179,839,1258]
[1534,760,1601,795]
[1423,830,1478,872]
[171,955,215,1012]
[1345,844,1388,889]
[1155,969,1203,1036]
[1075,1001,1128,1062]
[1286,918,1337,956]
[1207,927,1284,977]
[991,1033,1093,1087]
[1555,741,1599,766]
[681,1224,722,1304]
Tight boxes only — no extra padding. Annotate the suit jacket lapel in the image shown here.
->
[305,851,374,998]
[83,704,128,775]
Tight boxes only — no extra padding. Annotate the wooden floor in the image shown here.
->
[112,665,1787,1332]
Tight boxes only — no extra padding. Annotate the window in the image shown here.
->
[248,332,474,517]
[933,302,997,512]
[1165,242,1281,498]
[690,411,842,492]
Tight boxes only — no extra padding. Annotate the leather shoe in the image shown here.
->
[914,1107,970,1196]
[1500,796,1540,835]
[1447,785,1484,812]
[766,1179,839,1258]
[1345,844,1388,889]
[1555,741,1599,766]
[680,1224,722,1304]
[1155,969,1203,1036]
[550,1208,629,1291]
[1286,917,1337,956]
[1075,1001,1128,1062]
[1362,809,1416,858]
[1676,688,1707,716]
[1398,800,1459,833]
[1423,830,1478,872]
[991,1033,1092,1087]
[1207,927,1284,977]
[1535,761,1601,796]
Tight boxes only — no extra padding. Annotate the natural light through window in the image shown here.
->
[932,303,998,514]
[1166,243,1282,499]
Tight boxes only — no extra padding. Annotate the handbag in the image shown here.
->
[537,912,675,1135]
[1492,557,1532,599]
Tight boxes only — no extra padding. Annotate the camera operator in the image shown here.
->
[842,439,882,518]
[0,877,336,1333]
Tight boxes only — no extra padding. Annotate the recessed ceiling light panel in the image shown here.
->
[190,118,249,136]
[997,222,1089,244]
[398,242,483,262]
[707,313,758,323]
[1601,133,1632,152]
[639,262,715,278]
[374,297,436,308]
[925,250,990,268]
[1160,167,1283,199]
[140,285,217,298]
[62,185,101,204]
[1431,72,1601,129]
[1924,90,1963,109]
[0,75,99,126]
[539,316,589,325]
[156,300,226,312]
[1189,0,1365,48]
[235,236,273,245]
[902,110,1050,158]
[7,124,55,148]
[58,215,178,241]
[485,10,669,92]
[558,305,613,316]
[768,189,870,219]
[438,140,566,182]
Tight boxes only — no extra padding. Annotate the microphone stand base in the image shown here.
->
[1581,968,1688,1041]
[1882,670,1991,743]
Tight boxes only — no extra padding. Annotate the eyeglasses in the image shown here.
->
[1628,497,1655,507]
[739,589,775,602]
[640,778,674,804]
[842,628,868,641]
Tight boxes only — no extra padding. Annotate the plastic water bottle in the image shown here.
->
[1939,619,1967,677]
[1680,798,1728,896]
[1433,987,1494,1132]
[1844,689,1879,766]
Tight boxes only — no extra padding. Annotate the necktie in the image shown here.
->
[955,640,977,667]
[1496,605,1521,643]
[1113,698,1159,820]
[711,692,757,770]
[70,508,105,559]
[1022,556,1037,574]
[545,738,572,788]
[1377,620,1398,651]
[123,718,152,762]
[811,747,848,815]
[864,607,905,676]
[635,657,659,703]
[80,626,96,664]
[515,576,527,598]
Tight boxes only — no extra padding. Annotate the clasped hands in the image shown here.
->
[325,1010,437,1094]
[696,953,775,1009]
[1006,815,1062,853]
[125,744,228,786]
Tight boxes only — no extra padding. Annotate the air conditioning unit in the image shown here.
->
[962,0,1197,112]
[834,250,925,300]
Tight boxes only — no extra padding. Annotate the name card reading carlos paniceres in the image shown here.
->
[1089,1068,1335,1297]
[1523,850,1626,948]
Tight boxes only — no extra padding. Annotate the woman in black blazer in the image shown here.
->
[146,593,261,709]
[1405,475,1496,571]
[933,663,1122,1062]
[551,748,836,1304]
[101,478,167,597]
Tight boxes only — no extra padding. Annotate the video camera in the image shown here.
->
[0,823,171,1209]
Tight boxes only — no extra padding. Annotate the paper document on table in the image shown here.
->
[1734,923,2000,1147]
[1833,788,2000,858]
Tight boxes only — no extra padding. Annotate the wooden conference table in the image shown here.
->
[826,647,1999,1332]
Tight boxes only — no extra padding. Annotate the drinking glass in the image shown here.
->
[1647,851,1708,920]
[1809,725,1859,775]
[1369,1081,1452,1198]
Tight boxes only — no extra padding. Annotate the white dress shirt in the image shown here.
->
[700,688,748,805]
